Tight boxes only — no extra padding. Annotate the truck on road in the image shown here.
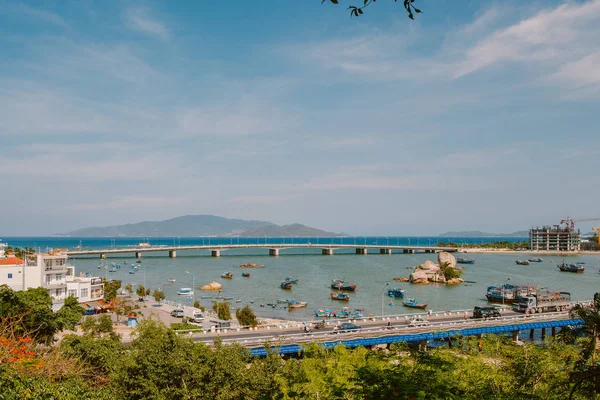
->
[516,291,571,314]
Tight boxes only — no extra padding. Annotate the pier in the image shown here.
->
[66,243,459,259]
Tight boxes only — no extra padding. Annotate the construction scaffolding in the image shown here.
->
[529,226,581,252]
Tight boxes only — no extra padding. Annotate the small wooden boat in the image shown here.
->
[330,292,350,301]
[223,296,234,300]
[241,272,250,277]
[387,288,405,298]
[129,271,135,274]
[277,299,291,304]
[177,288,193,296]
[314,309,335,317]
[200,295,212,299]
[340,283,357,291]
[284,277,299,284]
[456,257,475,264]
[515,260,530,266]
[221,271,233,279]
[402,298,427,309]
[528,258,543,263]
[280,281,292,290]
[289,301,307,308]
[167,277,176,283]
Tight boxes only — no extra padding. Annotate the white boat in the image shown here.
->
[177,288,193,296]
[167,277,176,283]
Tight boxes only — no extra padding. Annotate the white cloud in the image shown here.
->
[124,7,169,39]
[7,3,69,29]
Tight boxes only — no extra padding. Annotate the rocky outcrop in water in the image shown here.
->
[438,252,456,268]
[407,252,462,284]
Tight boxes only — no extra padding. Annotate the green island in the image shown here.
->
[1,284,599,399]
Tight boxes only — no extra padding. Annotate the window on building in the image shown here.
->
[81,288,89,298]
[56,274,62,281]
[8,273,12,279]
[45,259,53,268]
[68,289,77,297]
[55,289,61,296]
[46,275,52,284]
[57,259,64,266]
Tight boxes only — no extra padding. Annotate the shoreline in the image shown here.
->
[455,248,600,255]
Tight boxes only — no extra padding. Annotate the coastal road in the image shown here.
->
[190,309,573,347]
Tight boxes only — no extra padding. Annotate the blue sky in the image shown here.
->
[1,0,599,236]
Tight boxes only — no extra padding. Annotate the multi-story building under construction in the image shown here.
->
[529,226,581,252]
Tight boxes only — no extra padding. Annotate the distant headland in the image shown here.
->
[58,215,341,238]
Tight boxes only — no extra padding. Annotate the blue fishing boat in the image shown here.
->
[314,309,335,317]
[221,272,233,279]
[528,258,543,263]
[281,281,293,290]
[387,288,405,298]
[200,295,212,299]
[242,271,250,277]
[284,277,299,284]
[456,257,475,264]
[515,260,530,266]
[330,279,344,290]
[223,296,234,300]
[330,292,350,301]
[402,298,427,309]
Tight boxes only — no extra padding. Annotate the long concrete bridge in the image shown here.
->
[66,243,459,259]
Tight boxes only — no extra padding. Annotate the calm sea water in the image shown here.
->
[3,236,598,321]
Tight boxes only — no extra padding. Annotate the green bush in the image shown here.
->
[235,305,258,326]
[212,301,231,321]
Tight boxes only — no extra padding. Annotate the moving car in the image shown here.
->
[407,317,429,327]
[473,306,501,319]
[332,322,362,333]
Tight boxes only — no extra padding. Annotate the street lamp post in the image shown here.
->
[502,277,511,306]
[381,282,390,316]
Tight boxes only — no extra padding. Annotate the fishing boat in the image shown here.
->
[200,295,212,299]
[314,309,335,317]
[136,260,142,264]
[340,283,357,291]
[177,288,193,296]
[456,257,476,264]
[289,301,308,308]
[330,279,344,290]
[109,267,117,273]
[223,296,234,300]
[221,272,233,279]
[515,260,530,266]
[557,262,585,273]
[486,284,537,303]
[402,298,427,309]
[235,299,242,303]
[277,299,290,304]
[387,287,405,298]
[129,271,135,275]
[330,292,350,301]
[528,258,543,263]
[167,277,176,283]
[284,277,299,284]
[281,281,293,290]
[241,271,250,277]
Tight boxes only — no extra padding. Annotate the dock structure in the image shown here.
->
[66,243,459,259]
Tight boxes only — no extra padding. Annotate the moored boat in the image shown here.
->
[402,298,427,309]
[528,258,543,263]
[167,277,176,283]
[387,288,405,298]
[340,283,357,291]
[486,284,537,303]
[221,271,233,279]
[515,260,530,266]
[314,309,335,317]
[330,292,350,301]
[330,279,344,290]
[289,300,307,308]
[280,281,292,290]
[241,271,250,277]
[456,257,476,264]
[284,277,299,284]
[177,288,193,296]
[557,262,584,273]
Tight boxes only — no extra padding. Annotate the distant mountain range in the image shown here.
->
[60,215,339,237]
[438,230,529,238]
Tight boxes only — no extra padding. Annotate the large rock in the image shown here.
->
[419,260,439,270]
[438,252,456,269]
[199,281,222,291]
[446,278,464,285]
[409,270,430,284]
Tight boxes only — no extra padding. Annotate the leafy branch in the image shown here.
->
[322,0,422,19]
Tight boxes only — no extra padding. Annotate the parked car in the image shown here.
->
[171,308,184,318]
[407,317,429,327]
[332,322,362,333]
[191,311,204,323]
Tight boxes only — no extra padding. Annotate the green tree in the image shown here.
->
[235,305,258,327]
[442,265,463,280]
[103,280,122,302]
[55,295,84,331]
[124,283,133,295]
[81,314,117,340]
[152,289,165,304]
[135,284,146,300]
[212,301,231,321]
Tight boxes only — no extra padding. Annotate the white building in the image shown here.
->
[0,241,104,311]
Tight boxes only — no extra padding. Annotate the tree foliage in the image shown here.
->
[235,305,258,327]
[323,0,422,19]
[212,301,231,321]
[135,284,146,300]
[103,279,122,302]
[152,289,165,304]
